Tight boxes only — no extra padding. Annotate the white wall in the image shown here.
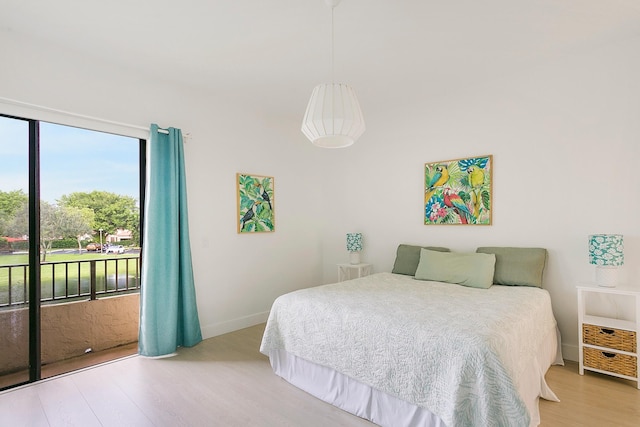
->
[0,31,325,340]
[320,34,640,360]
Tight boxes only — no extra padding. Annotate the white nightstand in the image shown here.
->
[577,285,640,388]
[337,263,372,282]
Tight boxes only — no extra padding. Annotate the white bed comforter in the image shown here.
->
[260,272,559,427]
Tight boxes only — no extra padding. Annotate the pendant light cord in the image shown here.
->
[331,4,335,84]
[330,4,337,132]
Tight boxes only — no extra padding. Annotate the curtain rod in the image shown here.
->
[0,96,188,138]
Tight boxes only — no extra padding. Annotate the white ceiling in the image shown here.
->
[2,0,640,119]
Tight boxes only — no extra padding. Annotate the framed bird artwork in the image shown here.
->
[236,173,275,233]
[424,155,492,225]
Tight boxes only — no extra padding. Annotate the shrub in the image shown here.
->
[51,238,80,249]
[11,240,29,251]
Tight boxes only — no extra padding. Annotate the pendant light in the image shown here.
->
[301,0,365,148]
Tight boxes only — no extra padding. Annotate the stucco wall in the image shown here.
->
[0,308,28,373]
[0,294,139,373]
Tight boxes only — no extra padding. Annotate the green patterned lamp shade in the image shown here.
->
[346,233,363,252]
[589,234,624,266]
[589,234,624,287]
[346,233,363,265]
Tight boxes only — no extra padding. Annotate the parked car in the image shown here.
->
[86,243,101,251]
[104,245,125,254]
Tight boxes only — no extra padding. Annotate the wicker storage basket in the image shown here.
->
[583,347,637,377]
[582,324,636,353]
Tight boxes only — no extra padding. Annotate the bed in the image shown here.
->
[260,245,563,427]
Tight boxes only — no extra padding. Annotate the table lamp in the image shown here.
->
[588,234,624,287]
[346,233,363,265]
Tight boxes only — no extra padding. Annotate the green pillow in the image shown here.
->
[414,249,496,289]
[392,244,450,276]
[476,247,547,288]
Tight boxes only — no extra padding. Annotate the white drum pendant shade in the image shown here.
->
[301,83,365,148]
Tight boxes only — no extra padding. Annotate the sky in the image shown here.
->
[0,116,140,204]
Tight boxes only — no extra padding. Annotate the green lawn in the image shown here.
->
[0,252,140,306]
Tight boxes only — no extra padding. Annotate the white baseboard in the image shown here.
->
[562,343,578,362]
[200,311,270,339]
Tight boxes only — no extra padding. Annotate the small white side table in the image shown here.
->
[338,263,372,282]
[577,284,640,389]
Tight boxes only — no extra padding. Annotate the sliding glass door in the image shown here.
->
[38,122,143,379]
[0,114,144,390]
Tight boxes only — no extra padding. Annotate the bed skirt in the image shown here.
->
[268,348,446,427]
[267,325,563,427]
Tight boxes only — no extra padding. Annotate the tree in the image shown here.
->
[4,201,28,242]
[0,189,28,236]
[40,202,62,261]
[59,191,140,244]
[65,207,94,253]
[7,201,93,261]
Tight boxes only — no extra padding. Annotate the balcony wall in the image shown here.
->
[0,294,139,373]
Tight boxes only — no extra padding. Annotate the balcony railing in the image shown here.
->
[0,256,141,308]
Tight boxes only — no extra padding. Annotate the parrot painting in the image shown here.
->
[443,188,474,224]
[425,164,449,203]
[423,156,491,225]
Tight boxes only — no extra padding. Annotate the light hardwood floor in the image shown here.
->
[0,323,638,426]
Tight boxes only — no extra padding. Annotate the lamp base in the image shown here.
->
[595,266,618,288]
[349,252,361,265]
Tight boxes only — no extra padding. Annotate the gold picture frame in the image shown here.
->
[424,155,492,225]
[236,173,275,233]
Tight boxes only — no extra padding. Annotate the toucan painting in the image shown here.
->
[236,173,275,233]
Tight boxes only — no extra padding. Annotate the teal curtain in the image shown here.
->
[139,124,202,356]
